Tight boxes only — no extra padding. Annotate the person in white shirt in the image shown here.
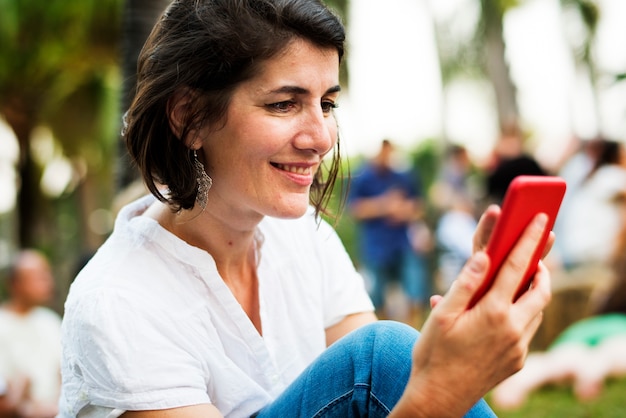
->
[556,139,626,267]
[0,250,61,418]
[58,1,553,417]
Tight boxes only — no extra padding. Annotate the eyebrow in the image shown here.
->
[268,85,341,95]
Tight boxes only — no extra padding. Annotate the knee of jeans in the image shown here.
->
[356,321,419,395]
[358,321,420,351]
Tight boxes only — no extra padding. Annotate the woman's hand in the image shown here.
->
[390,213,552,417]
[472,204,555,258]
[472,204,501,253]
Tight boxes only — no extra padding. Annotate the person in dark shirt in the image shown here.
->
[486,122,546,204]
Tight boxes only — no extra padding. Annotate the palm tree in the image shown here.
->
[0,0,121,250]
[479,0,520,128]
[559,0,601,131]
[429,0,521,144]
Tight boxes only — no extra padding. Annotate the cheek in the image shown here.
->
[37,277,54,292]
[212,141,274,180]
[327,118,339,147]
[235,118,287,153]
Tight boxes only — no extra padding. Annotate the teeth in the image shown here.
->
[276,164,310,175]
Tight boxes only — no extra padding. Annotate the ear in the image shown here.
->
[167,87,199,147]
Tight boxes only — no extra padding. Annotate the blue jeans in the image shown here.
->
[255,321,495,417]
[365,249,430,309]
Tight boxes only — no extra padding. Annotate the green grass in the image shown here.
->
[488,377,626,417]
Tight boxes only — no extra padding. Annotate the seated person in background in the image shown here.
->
[491,315,626,409]
[555,138,626,268]
[491,191,626,409]
[435,192,477,293]
[430,144,481,293]
[0,375,15,417]
[0,250,61,418]
[0,375,30,418]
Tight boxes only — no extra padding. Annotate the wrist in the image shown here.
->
[388,390,429,418]
[389,372,477,418]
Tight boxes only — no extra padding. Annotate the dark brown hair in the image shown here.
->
[124,0,346,214]
[585,138,623,182]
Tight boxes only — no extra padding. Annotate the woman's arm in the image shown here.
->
[122,404,222,418]
[325,311,378,346]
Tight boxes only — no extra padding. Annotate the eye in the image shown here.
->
[266,100,296,113]
[321,100,338,113]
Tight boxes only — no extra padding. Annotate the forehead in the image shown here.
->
[247,38,340,91]
[14,253,49,276]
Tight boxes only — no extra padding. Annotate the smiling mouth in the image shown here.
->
[271,163,312,175]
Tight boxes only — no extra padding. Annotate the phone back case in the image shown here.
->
[468,175,567,308]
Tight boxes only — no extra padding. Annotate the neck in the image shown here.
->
[144,201,264,333]
[3,300,36,316]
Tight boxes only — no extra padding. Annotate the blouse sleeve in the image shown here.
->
[313,217,374,328]
[62,286,211,411]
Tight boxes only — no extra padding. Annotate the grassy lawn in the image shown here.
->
[488,377,626,417]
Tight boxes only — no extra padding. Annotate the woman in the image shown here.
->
[58,1,551,417]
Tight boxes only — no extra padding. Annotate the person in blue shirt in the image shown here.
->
[348,139,430,324]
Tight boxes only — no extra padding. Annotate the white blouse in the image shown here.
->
[58,195,373,417]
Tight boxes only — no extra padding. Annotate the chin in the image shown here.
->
[267,199,310,219]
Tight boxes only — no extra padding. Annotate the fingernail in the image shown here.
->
[468,252,487,273]
[535,213,548,229]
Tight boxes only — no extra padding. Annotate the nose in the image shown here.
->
[294,106,336,155]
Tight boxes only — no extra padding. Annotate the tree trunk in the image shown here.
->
[116,0,171,192]
[1,96,43,248]
[481,0,519,129]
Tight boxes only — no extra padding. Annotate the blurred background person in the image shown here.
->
[434,192,477,293]
[484,121,546,205]
[0,375,15,418]
[556,138,626,269]
[556,137,605,197]
[432,144,479,204]
[429,144,481,293]
[348,139,430,326]
[0,375,29,418]
[0,250,61,418]
[550,137,605,268]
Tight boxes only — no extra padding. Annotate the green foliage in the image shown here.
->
[0,0,121,102]
[0,0,122,166]
[322,0,349,87]
[323,0,348,19]
[495,0,521,13]
[560,0,600,64]
[561,0,600,33]
[410,139,442,203]
[0,0,124,298]
[321,155,364,263]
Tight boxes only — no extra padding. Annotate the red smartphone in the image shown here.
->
[467,175,567,308]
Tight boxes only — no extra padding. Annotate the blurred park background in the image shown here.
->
[1,0,626,415]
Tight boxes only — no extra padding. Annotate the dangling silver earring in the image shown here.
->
[193,150,212,210]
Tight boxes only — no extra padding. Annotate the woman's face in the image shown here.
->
[199,38,340,221]
[13,253,54,306]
